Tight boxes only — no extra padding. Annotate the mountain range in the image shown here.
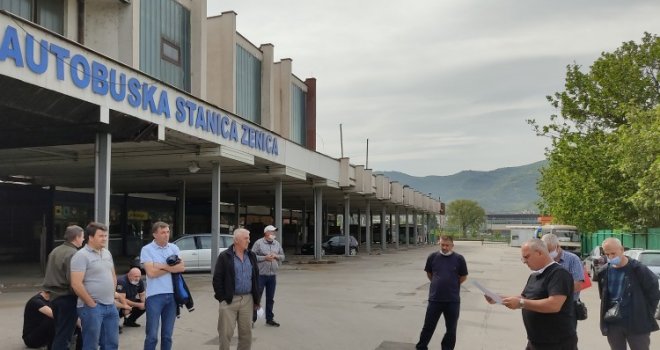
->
[380,160,547,213]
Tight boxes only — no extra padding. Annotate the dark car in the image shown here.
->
[301,235,359,256]
[583,246,607,281]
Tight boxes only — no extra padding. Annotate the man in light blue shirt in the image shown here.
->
[542,233,584,330]
[140,222,185,350]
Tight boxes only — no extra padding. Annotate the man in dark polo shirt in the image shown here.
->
[416,235,468,350]
[116,267,146,327]
[22,291,54,348]
[494,238,576,350]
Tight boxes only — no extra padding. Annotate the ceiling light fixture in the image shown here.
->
[188,161,200,174]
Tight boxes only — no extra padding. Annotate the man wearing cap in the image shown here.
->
[251,225,285,327]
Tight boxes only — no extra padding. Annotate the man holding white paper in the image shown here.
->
[415,235,468,350]
[485,238,576,350]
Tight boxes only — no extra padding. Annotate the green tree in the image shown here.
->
[446,200,485,237]
[529,33,660,231]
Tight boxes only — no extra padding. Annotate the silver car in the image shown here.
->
[173,233,234,272]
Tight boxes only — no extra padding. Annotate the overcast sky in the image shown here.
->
[208,1,660,176]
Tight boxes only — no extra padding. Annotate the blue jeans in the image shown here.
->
[77,303,119,350]
[253,275,276,322]
[144,293,176,350]
[51,295,78,350]
[416,301,460,350]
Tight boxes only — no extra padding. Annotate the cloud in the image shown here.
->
[208,0,660,176]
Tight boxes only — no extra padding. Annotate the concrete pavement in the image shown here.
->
[1,241,658,349]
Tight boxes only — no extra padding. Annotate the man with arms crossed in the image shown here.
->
[213,228,260,350]
[140,222,185,350]
[70,222,118,350]
[415,235,468,350]
[43,225,84,350]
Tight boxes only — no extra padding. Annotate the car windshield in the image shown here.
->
[639,252,660,266]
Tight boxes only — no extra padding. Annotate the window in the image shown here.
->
[175,237,196,251]
[161,37,181,66]
[199,235,211,249]
[0,0,64,34]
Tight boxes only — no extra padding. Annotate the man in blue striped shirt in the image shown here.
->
[213,228,260,350]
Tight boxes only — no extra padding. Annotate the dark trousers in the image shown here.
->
[253,275,277,322]
[525,334,578,350]
[51,294,78,350]
[118,306,146,324]
[606,325,651,350]
[416,301,460,350]
[23,317,54,349]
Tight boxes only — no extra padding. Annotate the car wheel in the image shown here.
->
[349,247,357,256]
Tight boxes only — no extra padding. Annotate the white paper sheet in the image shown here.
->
[472,280,503,304]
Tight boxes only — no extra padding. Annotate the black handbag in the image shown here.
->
[574,299,587,321]
[604,301,621,322]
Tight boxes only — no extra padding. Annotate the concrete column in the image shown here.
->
[176,180,186,236]
[343,194,351,256]
[405,208,410,248]
[260,43,275,129]
[381,206,387,251]
[275,179,283,247]
[365,199,371,255]
[94,131,111,225]
[210,162,221,274]
[314,187,323,260]
[302,201,308,244]
[235,188,241,229]
[357,209,362,245]
[395,206,400,249]
[413,211,418,245]
[389,211,394,247]
[304,78,317,151]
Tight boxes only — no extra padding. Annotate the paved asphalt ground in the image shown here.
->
[1,241,658,349]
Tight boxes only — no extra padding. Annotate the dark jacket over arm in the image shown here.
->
[212,244,261,306]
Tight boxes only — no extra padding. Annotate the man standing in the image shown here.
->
[597,238,659,350]
[116,267,146,328]
[541,233,585,328]
[43,225,84,350]
[140,221,185,350]
[490,238,577,349]
[22,290,54,349]
[251,225,285,327]
[70,222,118,350]
[213,228,260,350]
[415,235,468,350]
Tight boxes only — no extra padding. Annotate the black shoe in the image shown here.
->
[123,321,141,327]
[266,320,280,327]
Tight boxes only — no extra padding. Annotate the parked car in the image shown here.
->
[583,246,607,281]
[624,249,660,277]
[172,233,234,272]
[300,235,359,256]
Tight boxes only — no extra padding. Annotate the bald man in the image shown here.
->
[597,238,659,350]
[487,238,577,349]
[116,267,146,327]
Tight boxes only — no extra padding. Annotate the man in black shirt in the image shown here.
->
[487,238,576,350]
[22,291,54,349]
[116,267,146,327]
[415,235,468,350]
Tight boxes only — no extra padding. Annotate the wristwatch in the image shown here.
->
[519,298,525,309]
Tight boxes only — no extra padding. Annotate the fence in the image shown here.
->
[581,228,660,256]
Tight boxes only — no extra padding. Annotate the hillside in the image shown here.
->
[380,160,546,213]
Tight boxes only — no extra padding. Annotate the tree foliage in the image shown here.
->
[529,33,660,232]
[446,200,485,237]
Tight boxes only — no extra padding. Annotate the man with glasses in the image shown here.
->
[486,238,577,350]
